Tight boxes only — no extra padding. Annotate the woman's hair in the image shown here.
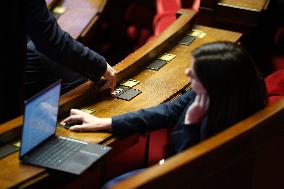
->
[192,41,267,138]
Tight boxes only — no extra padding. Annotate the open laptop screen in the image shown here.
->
[20,81,61,157]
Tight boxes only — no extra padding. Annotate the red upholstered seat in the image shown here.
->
[153,0,200,37]
[153,0,181,36]
[191,0,201,11]
[265,69,284,105]
[156,0,181,14]
[124,0,201,51]
[268,96,283,105]
[153,14,177,36]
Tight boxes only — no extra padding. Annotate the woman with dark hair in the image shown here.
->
[61,41,267,155]
[190,41,267,138]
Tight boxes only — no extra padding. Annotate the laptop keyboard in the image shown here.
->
[28,137,86,167]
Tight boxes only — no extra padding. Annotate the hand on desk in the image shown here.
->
[99,63,117,94]
[61,109,112,132]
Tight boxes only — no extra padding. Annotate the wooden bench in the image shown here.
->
[109,97,284,189]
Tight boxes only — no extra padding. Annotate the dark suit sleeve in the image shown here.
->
[112,90,196,138]
[24,0,107,81]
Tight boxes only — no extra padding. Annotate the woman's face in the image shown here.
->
[185,58,207,94]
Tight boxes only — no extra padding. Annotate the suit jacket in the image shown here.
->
[24,0,107,81]
[112,90,209,155]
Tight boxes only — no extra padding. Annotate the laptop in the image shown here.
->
[19,80,111,175]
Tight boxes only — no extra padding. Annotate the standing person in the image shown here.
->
[1,1,26,123]
[24,0,117,98]
[61,42,267,186]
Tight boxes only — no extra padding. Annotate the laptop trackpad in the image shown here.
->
[59,144,111,175]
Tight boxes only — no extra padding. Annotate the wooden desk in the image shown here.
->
[198,0,270,32]
[218,0,269,11]
[46,0,107,43]
[0,9,241,189]
[214,0,270,32]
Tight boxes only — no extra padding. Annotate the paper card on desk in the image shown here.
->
[190,30,201,37]
[120,79,140,88]
[13,141,21,148]
[52,6,66,19]
[190,29,206,38]
[53,6,66,14]
[158,53,176,62]
[178,35,196,46]
[146,59,168,71]
[198,32,206,38]
[114,86,130,97]
[116,88,142,101]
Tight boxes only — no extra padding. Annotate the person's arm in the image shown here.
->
[110,90,196,137]
[61,90,196,137]
[24,0,116,90]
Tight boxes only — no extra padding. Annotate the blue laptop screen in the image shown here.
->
[20,81,61,157]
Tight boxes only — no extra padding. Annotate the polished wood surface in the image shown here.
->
[57,10,241,142]
[200,0,269,11]
[46,0,107,41]
[110,98,284,189]
[0,153,45,189]
[218,0,269,11]
[0,9,242,189]
[198,0,270,32]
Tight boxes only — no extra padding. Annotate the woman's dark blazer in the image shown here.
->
[112,90,209,155]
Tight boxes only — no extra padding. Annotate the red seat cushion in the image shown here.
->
[152,0,181,36]
[265,69,284,105]
[268,96,283,105]
[191,0,201,11]
[156,0,181,14]
[154,14,177,36]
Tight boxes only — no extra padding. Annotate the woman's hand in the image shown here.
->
[60,109,112,132]
[184,93,209,125]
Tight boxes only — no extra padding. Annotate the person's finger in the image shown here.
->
[60,116,72,124]
[195,94,201,103]
[109,77,116,93]
[200,93,206,106]
[69,125,87,132]
[99,79,112,92]
[200,93,210,112]
[61,114,83,125]
[205,96,210,111]
[69,124,95,132]
[70,109,85,115]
